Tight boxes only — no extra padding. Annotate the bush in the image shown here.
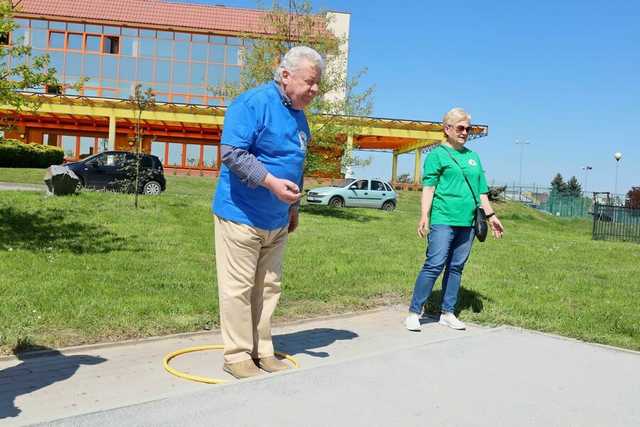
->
[0,138,64,168]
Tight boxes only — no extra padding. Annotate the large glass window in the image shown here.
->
[68,23,84,32]
[191,63,206,86]
[226,46,241,65]
[174,41,189,60]
[139,38,155,57]
[226,66,240,84]
[157,31,173,40]
[10,27,26,46]
[103,36,119,54]
[121,37,138,57]
[191,43,208,62]
[120,57,136,80]
[86,35,100,52]
[175,32,190,41]
[156,39,173,58]
[83,54,100,78]
[65,53,83,77]
[79,137,95,158]
[168,143,182,166]
[207,64,223,86]
[31,20,48,29]
[173,61,190,85]
[209,45,224,63]
[48,51,64,74]
[102,56,118,80]
[49,32,65,49]
[62,135,76,157]
[203,146,216,168]
[139,58,154,82]
[156,59,171,83]
[103,26,120,36]
[31,29,47,48]
[122,28,138,37]
[49,21,66,31]
[86,24,102,33]
[186,144,201,167]
[67,33,82,50]
[151,141,166,163]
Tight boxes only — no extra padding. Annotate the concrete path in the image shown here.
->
[1,306,638,426]
[0,182,45,192]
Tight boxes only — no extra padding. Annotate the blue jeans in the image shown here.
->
[409,224,475,314]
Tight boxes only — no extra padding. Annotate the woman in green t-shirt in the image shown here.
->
[405,108,504,332]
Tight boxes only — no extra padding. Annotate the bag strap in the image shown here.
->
[439,145,480,207]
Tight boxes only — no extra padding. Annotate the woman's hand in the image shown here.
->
[488,215,504,239]
[417,217,430,238]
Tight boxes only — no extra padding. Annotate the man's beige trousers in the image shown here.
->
[214,215,289,364]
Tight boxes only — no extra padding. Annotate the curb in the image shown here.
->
[0,304,402,362]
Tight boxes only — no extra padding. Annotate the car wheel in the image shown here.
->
[382,200,396,211]
[329,196,344,208]
[142,180,162,195]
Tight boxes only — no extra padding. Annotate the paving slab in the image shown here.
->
[1,306,639,426]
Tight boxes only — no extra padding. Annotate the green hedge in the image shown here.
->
[0,139,64,168]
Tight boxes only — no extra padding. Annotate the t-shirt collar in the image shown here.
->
[273,80,293,108]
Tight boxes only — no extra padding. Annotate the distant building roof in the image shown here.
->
[15,0,276,36]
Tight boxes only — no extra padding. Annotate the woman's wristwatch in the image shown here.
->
[486,212,496,219]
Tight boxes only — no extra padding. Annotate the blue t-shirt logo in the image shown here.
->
[298,130,308,153]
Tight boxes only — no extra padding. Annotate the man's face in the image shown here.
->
[281,59,321,110]
[444,120,471,145]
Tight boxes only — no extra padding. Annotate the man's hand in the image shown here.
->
[417,216,430,238]
[262,174,302,204]
[288,208,299,233]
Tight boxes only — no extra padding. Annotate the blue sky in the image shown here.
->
[194,0,638,194]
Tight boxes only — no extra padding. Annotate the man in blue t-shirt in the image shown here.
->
[212,46,324,379]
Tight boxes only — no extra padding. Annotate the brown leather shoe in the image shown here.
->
[223,359,261,379]
[256,356,290,373]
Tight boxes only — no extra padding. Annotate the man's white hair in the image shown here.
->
[274,46,325,82]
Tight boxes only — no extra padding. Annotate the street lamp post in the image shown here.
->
[515,139,530,201]
[614,152,622,202]
[581,165,592,194]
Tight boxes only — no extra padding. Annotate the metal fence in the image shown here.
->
[592,204,640,243]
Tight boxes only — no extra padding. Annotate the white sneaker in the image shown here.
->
[439,312,466,330]
[405,313,421,331]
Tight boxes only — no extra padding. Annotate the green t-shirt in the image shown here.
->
[422,145,489,226]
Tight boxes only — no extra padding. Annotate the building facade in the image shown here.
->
[4,0,350,174]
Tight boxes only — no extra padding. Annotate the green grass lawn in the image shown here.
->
[1,168,639,354]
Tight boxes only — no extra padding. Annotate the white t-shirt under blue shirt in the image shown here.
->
[212,81,310,230]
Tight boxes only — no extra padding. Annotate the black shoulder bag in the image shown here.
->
[441,146,488,242]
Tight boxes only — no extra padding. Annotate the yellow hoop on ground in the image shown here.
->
[163,345,299,384]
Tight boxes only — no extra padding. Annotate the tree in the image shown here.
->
[128,84,156,208]
[212,0,374,177]
[0,1,61,128]
[565,176,582,197]
[550,173,567,195]
[626,186,640,209]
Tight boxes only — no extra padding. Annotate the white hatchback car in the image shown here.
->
[306,178,397,211]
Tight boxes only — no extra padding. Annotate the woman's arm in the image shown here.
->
[480,194,504,239]
[418,186,435,238]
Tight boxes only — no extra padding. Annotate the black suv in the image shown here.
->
[65,151,166,195]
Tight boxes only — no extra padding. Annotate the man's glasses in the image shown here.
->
[449,125,472,133]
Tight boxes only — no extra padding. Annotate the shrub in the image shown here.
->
[0,139,64,168]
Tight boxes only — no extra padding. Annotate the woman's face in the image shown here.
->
[444,120,471,146]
